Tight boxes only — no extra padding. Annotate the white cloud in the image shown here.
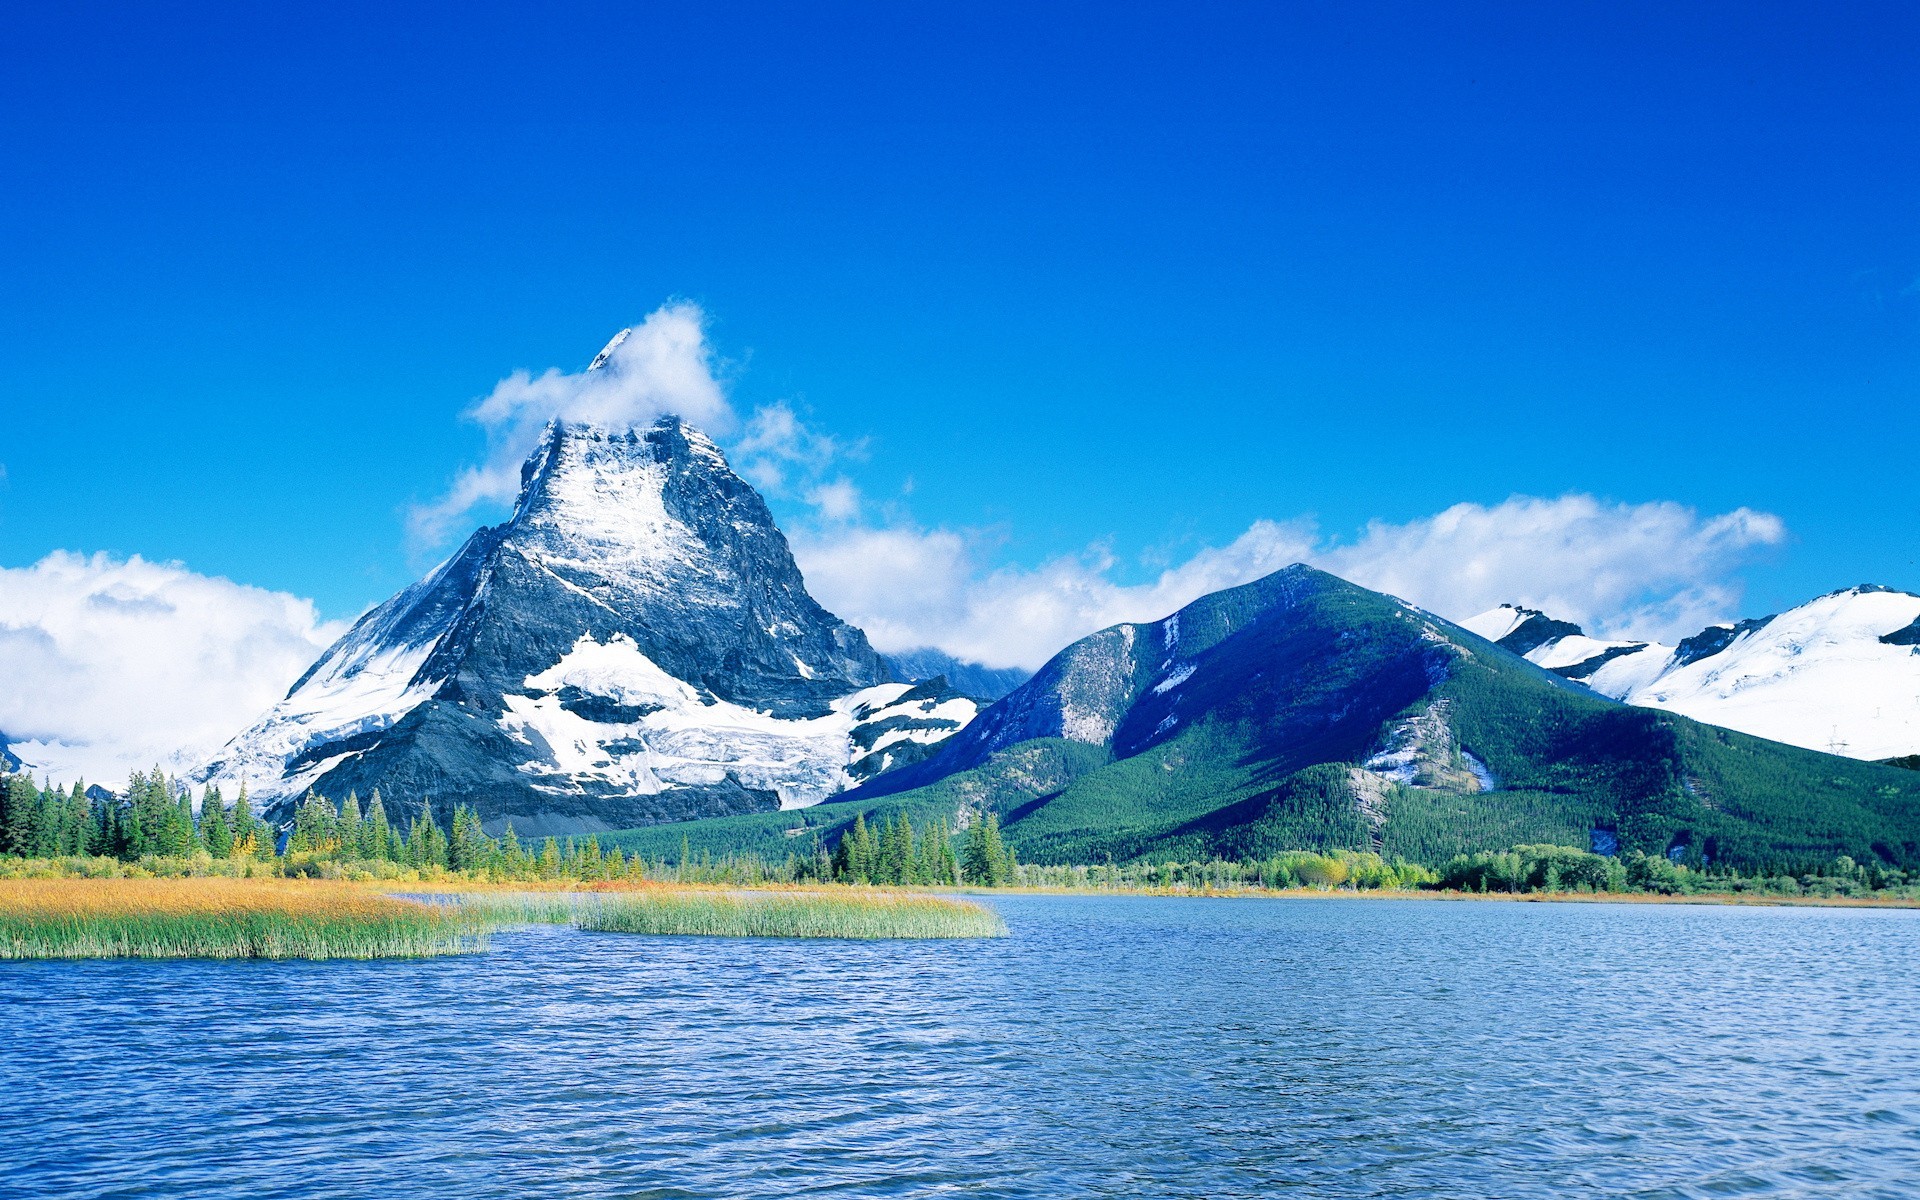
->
[0,552,347,789]
[793,519,1318,669]
[408,301,733,547]
[731,402,868,520]
[806,478,863,522]
[1319,496,1787,642]
[792,496,1786,670]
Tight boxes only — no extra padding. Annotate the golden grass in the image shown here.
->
[0,878,479,959]
[0,878,1007,958]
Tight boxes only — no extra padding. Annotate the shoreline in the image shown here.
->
[943,884,1920,910]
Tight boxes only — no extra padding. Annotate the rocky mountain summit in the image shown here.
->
[198,409,977,835]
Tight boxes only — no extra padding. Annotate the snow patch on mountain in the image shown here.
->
[497,635,981,810]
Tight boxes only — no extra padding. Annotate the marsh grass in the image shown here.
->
[0,880,1005,959]
[0,879,480,960]
[452,887,1008,940]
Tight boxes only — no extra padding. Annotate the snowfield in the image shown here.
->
[1463,588,1920,760]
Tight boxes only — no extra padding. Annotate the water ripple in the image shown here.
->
[4,898,1920,1198]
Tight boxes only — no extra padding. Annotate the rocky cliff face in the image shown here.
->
[197,411,977,835]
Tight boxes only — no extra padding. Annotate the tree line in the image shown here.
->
[4,770,1915,899]
[1,769,271,861]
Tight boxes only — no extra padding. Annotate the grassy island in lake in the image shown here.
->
[0,878,479,960]
[0,879,1006,959]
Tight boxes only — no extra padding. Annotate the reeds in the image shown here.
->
[0,879,480,960]
[454,887,1008,940]
[0,880,1005,959]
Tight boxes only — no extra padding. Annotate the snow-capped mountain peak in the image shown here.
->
[1462,586,1920,760]
[196,403,978,834]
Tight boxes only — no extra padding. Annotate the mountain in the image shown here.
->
[600,565,1920,873]
[879,649,1031,701]
[198,406,977,835]
[1461,586,1920,760]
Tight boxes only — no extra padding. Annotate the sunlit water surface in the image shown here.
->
[4,895,1919,1198]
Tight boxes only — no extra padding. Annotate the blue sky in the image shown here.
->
[2,2,1916,719]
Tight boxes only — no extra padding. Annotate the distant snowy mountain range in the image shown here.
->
[1459,588,1920,761]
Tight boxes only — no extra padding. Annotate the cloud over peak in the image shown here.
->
[408,302,732,547]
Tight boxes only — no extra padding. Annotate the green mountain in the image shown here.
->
[603,566,1920,873]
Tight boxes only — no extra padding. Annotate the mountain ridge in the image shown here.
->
[602,566,1920,874]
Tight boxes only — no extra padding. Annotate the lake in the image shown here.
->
[3,895,1918,1198]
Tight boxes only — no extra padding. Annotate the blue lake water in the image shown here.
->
[4,895,1919,1198]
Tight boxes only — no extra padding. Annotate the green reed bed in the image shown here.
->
[0,880,482,960]
[452,888,1007,940]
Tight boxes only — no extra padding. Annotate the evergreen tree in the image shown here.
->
[92,786,123,858]
[23,778,56,857]
[537,837,561,878]
[363,789,393,861]
[339,791,364,859]
[123,769,156,857]
[201,786,233,858]
[64,783,92,857]
[229,784,265,857]
[964,812,1007,886]
[0,774,32,856]
[179,786,203,853]
[412,798,447,869]
[448,804,492,872]
[577,834,604,879]
[287,791,332,854]
[500,822,526,875]
[884,815,914,885]
[833,814,879,882]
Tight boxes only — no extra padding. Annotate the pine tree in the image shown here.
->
[448,804,491,872]
[363,789,393,861]
[500,822,525,875]
[537,837,561,878]
[832,813,881,883]
[1,775,29,857]
[964,812,1007,886]
[579,835,605,879]
[26,778,58,857]
[65,783,91,857]
[179,786,204,854]
[201,786,233,858]
[885,816,913,885]
[939,820,961,884]
[229,784,264,858]
[93,786,124,859]
[412,798,447,869]
[339,791,364,859]
[4,775,38,856]
[123,769,156,857]
[287,792,327,854]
